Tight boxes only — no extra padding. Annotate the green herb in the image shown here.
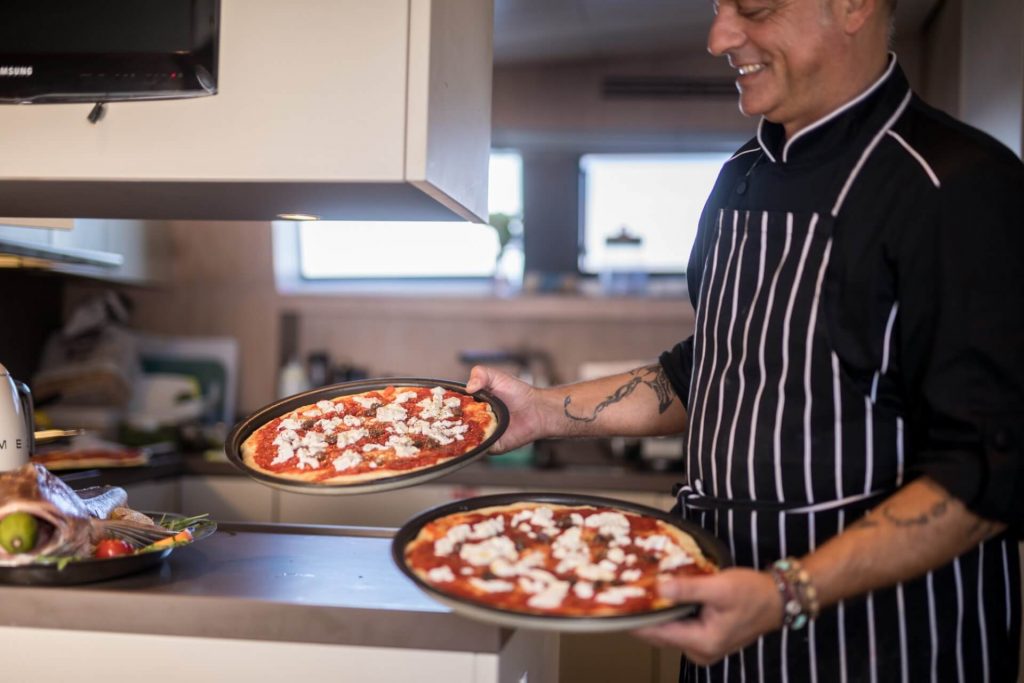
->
[32,555,77,570]
[156,513,210,532]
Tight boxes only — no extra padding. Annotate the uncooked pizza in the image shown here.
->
[403,502,717,617]
[241,385,499,484]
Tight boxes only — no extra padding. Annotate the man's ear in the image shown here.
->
[837,0,881,35]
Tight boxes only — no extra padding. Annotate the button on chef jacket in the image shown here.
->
[660,56,1024,683]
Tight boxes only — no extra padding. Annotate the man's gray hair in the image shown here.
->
[886,0,897,45]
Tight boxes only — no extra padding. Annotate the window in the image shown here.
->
[292,151,523,282]
[579,153,730,276]
[297,221,499,279]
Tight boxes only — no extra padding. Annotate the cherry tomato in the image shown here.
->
[94,538,134,558]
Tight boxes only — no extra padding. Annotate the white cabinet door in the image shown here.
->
[49,218,110,252]
[0,0,492,222]
[0,218,74,237]
[0,218,168,284]
[0,221,67,248]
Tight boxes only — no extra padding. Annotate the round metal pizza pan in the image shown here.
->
[224,378,510,496]
[390,491,733,633]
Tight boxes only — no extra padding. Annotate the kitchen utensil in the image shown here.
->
[33,428,86,446]
[0,362,34,471]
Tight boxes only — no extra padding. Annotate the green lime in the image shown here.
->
[0,511,39,554]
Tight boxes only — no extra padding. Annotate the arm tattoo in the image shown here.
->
[563,364,676,423]
[848,482,1000,541]
[880,496,951,528]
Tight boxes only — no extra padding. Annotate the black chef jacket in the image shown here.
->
[661,60,1024,532]
[659,57,1023,683]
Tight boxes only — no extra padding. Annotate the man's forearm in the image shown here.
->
[550,364,687,439]
[803,476,1005,608]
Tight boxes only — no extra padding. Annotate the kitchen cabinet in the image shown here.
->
[0,218,171,284]
[53,219,173,284]
[0,0,492,222]
[560,632,681,683]
[73,467,682,682]
[0,523,558,683]
[0,219,73,253]
[0,217,74,235]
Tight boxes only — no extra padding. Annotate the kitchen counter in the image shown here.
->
[0,522,557,682]
[57,439,684,495]
[47,440,684,531]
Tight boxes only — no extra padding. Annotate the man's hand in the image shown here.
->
[467,363,688,452]
[465,365,551,454]
[633,569,782,666]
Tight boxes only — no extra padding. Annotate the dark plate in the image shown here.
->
[391,492,733,633]
[225,378,509,496]
[0,512,217,586]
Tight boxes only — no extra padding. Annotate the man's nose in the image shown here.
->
[707,10,743,57]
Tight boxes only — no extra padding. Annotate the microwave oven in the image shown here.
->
[0,0,220,104]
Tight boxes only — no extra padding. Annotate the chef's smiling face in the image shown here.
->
[708,0,856,138]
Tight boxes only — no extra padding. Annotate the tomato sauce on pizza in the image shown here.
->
[241,385,498,484]
[404,502,716,617]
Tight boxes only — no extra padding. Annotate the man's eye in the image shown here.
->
[736,4,772,19]
[739,8,771,19]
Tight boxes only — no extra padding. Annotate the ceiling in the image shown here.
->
[493,0,942,65]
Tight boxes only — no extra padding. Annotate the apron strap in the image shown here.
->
[674,479,889,515]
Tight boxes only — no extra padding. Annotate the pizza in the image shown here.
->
[403,502,716,618]
[241,385,499,484]
[31,448,148,470]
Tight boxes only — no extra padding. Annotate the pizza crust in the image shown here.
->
[241,385,497,485]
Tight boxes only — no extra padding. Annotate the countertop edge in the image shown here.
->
[0,589,512,652]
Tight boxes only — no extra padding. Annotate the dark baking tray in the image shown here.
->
[225,378,509,496]
[0,512,216,586]
[391,491,732,632]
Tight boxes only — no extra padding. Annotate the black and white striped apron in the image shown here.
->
[676,148,1021,682]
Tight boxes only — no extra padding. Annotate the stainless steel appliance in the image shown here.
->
[0,363,34,471]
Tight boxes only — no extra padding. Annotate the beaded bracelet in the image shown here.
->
[769,557,820,630]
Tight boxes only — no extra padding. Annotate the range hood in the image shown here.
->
[0,0,493,223]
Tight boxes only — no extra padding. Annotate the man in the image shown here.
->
[466,0,1024,680]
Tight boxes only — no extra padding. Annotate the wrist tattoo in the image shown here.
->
[563,364,676,423]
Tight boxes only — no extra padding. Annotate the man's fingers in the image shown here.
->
[634,618,707,649]
[657,574,716,603]
[465,365,490,394]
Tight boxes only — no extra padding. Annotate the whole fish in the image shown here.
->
[0,463,168,566]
